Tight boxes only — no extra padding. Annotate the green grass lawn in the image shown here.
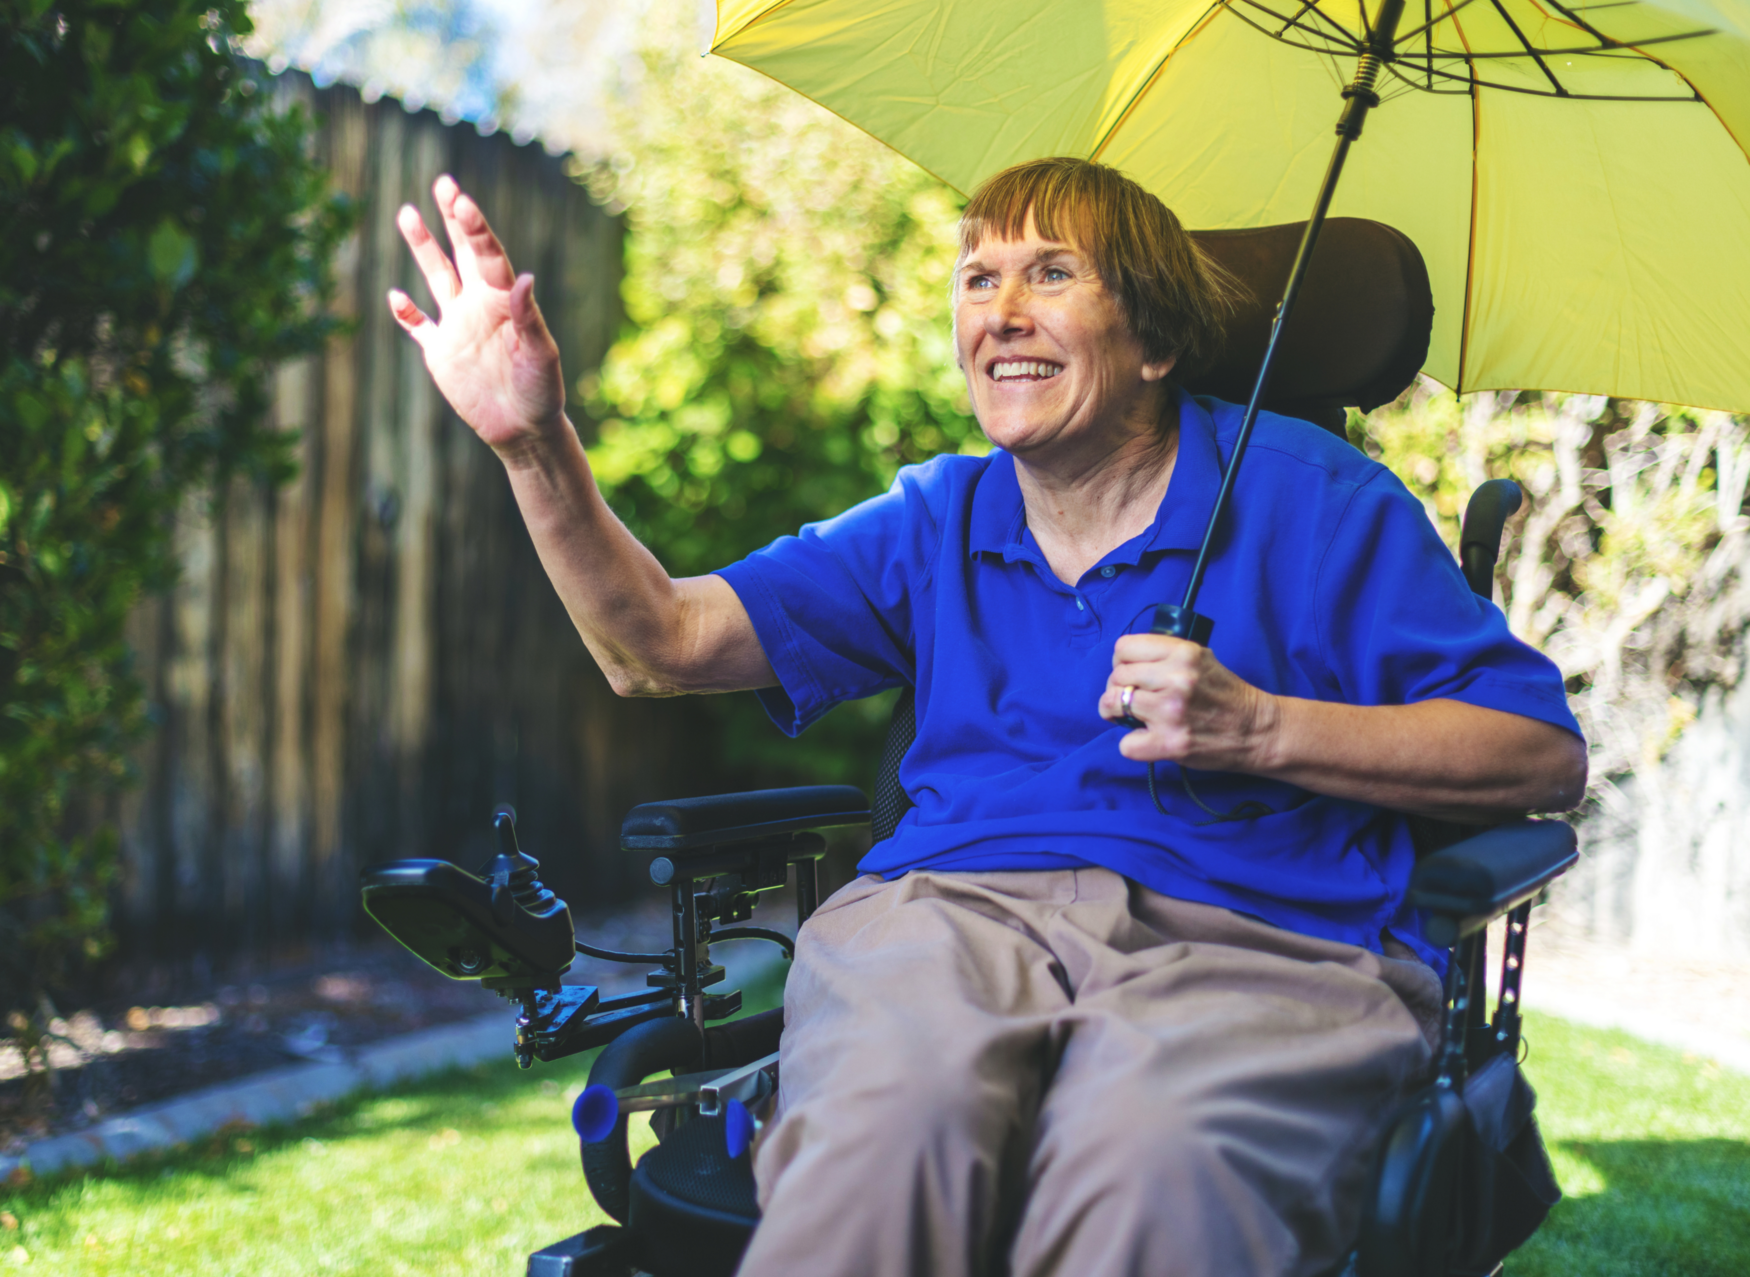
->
[1514,1014,1750,1276]
[0,1007,1744,1275]
[0,1054,636,1276]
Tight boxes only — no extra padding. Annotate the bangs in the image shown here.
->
[957,161,1104,261]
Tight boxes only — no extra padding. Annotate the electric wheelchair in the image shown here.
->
[361,219,1576,1277]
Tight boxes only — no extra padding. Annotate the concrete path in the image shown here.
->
[1519,920,1750,1075]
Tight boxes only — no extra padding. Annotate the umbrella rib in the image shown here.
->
[1273,0,1322,38]
[1541,0,1719,74]
[1381,62,1476,91]
[1229,0,1704,100]
[1393,0,1486,48]
[1455,32,1717,55]
[1538,0,1639,46]
[1090,3,1230,162]
[1424,0,1434,89]
[1228,0,1363,51]
[1223,3,1362,56]
[1540,0,1716,120]
[1486,0,1570,94]
[1385,56,1699,97]
[1455,4,1480,396]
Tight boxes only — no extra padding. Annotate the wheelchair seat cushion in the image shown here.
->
[628,1112,759,1277]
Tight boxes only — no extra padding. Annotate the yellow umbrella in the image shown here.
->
[708,0,1750,416]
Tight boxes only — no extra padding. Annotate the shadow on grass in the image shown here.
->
[1516,1138,1750,1277]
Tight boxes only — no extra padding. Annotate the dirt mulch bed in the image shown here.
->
[2,896,686,1156]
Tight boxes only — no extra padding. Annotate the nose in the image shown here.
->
[984,277,1034,338]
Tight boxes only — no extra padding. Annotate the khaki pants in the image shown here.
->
[742,869,1443,1277]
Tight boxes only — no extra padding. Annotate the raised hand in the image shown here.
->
[388,175,566,459]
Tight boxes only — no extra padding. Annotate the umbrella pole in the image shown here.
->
[1154,0,1408,646]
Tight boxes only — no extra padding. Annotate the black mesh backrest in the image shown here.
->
[1184,219,1433,437]
[871,689,916,844]
[868,220,1432,837]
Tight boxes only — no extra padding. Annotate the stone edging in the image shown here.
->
[1,1010,513,1180]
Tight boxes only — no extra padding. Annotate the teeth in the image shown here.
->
[991,361,1062,381]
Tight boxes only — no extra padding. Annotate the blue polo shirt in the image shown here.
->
[715,391,1580,969]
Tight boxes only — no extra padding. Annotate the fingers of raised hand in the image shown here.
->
[434,174,516,290]
[387,289,435,346]
[397,205,461,307]
[508,273,544,338]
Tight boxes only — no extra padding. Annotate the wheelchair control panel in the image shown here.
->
[360,804,825,1068]
[359,788,872,1275]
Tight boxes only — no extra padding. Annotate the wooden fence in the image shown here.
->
[112,74,724,972]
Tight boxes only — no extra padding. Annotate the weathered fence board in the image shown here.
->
[114,74,722,973]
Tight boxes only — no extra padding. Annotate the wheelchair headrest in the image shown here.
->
[1184,219,1433,438]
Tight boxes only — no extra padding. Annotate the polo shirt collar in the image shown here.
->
[966,388,1225,562]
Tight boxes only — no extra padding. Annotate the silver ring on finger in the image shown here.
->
[1119,684,1136,719]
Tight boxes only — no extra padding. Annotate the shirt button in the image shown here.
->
[1100,566,1116,578]
[1075,598,1085,611]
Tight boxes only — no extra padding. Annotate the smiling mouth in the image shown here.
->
[989,360,1063,382]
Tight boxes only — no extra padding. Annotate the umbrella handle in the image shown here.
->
[1174,0,1410,636]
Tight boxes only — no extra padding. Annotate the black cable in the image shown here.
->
[707,926,796,960]
[575,940,673,965]
[1148,762,1277,824]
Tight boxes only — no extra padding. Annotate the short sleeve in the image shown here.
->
[1314,470,1581,736]
[714,460,950,736]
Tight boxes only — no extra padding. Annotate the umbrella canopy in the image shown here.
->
[708,0,1750,413]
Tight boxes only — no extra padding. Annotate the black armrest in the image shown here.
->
[620,785,871,852]
[1408,820,1578,946]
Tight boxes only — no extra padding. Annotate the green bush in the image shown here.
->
[0,0,349,1034]
[583,4,978,581]
[1353,384,1750,784]
[582,1,977,782]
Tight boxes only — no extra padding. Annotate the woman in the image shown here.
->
[390,157,1584,1276]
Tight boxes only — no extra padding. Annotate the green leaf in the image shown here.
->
[147,217,199,288]
[10,140,39,183]
[125,131,152,173]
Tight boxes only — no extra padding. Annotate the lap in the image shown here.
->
[1013,890,1438,1276]
[745,868,1439,1277]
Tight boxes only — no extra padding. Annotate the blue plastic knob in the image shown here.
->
[725,1099,756,1160]
[573,1085,619,1143]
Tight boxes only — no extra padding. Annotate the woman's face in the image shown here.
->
[954,212,1174,468]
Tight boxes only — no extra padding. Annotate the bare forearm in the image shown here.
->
[496,422,775,696]
[1254,697,1587,821]
[385,179,773,698]
[1106,636,1587,822]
